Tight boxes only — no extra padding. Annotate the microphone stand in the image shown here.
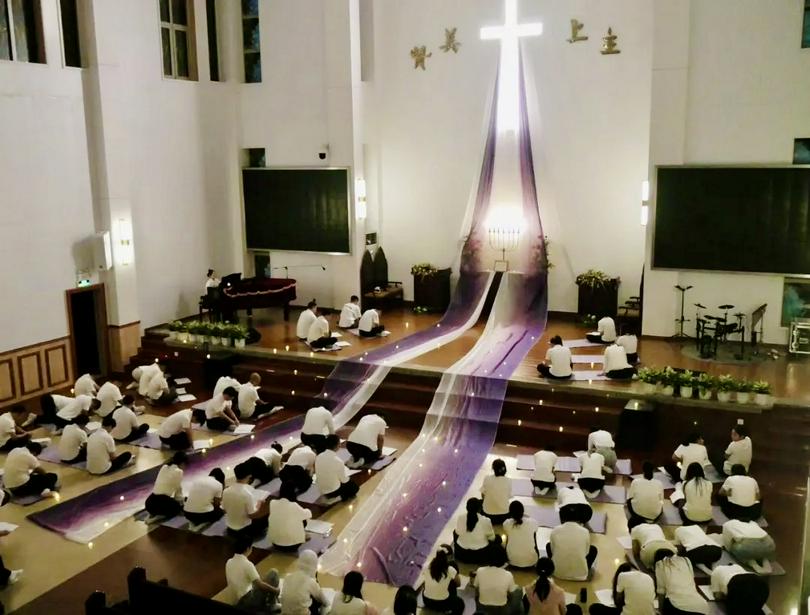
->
[672,285,693,339]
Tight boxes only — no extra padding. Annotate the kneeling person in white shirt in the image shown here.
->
[243,442,284,485]
[145,452,188,518]
[157,408,194,450]
[226,536,280,612]
[301,405,336,454]
[547,519,597,581]
[710,564,769,613]
[346,413,387,468]
[723,425,752,475]
[601,344,635,380]
[472,565,522,614]
[204,387,240,431]
[96,380,123,418]
[587,316,617,344]
[616,329,639,364]
[557,486,593,524]
[238,373,275,419]
[87,416,133,475]
[307,312,338,350]
[223,462,271,540]
[627,461,664,526]
[268,482,312,551]
[58,415,90,463]
[503,501,539,569]
[719,464,762,522]
[73,373,98,397]
[315,434,359,502]
[537,336,573,380]
[358,309,384,337]
[674,525,723,567]
[279,445,317,496]
[339,295,362,329]
[3,442,59,498]
[0,406,33,452]
[110,395,149,443]
[296,301,318,341]
[577,451,607,497]
[184,468,226,525]
[531,447,557,495]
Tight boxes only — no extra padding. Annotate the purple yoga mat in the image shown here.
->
[39,446,86,470]
[523,503,607,534]
[127,431,164,450]
[630,471,677,490]
[563,339,603,349]
[511,478,535,497]
[0,477,49,506]
[558,482,627,504]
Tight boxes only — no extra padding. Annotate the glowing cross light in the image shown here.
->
[480,0,542,133]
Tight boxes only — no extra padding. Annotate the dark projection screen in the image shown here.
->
[243,168,351,253]
[653,167,810,274]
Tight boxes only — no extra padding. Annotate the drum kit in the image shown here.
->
[695,303,746,359]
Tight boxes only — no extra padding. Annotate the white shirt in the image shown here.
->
[238,383,260,418]
[268,498,311,546]
[481,475,511,515]
[87,429,116,474]
[0,414,16,447]
[226,553,260,601]
[206,277,220,289]
[616,334,638,355]
[674,443,710,480]
[286,446,316,472]
[655,556,708,614]
[603,344,631,373]
[281,571,326,615]
[58,424,87,461]
[315,449,348,495]
[474,567,516,607]
[296,308,318,339]
[722,519,768,546]
[631,523,674,567]
[307,316,330,343]
[597,316,617,342]
[628,476,664,520]
[710,564,746,597]
[339,302,362,328]
[331,596,368,615]
[358,309,379,332]
[683,479,713,522]
[545,345,572,378]
[74,373,97,397]
[347,414,386,450]
[222,483,259,531]
[674,525,714,552]
[254,448,283,475]
[111,405,140,440]
[184,476,223,513]
[96,381,123,417]
[558,486,588,508]
[213,376,241,398]
[205,393,232,419]
[504,517,539,568]
[153,464,184,499]
[454,513,495,550]
[52,394,73,410]
[580,452,605,480]
[616,570,656,615]
[532,450,557,483]
[137,364,162,396]
[3,447,39,489]
[722,475,759,507]
[549,521,591,581]
[158,409,192,438]
[302,406,335,436]
[423,565,457,601]
[588,430,615,451]
[57,394,93,421]
[146,374,169,400]
[724,437,752,473]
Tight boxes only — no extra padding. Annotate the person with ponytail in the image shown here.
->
[503,500,539,569]
[331,571,379,615]
[481,458,512,525]
[453,497,506,566]
[522,557,575,615]
[588,562,654,614]
[679,463,712,525]
[422,547,464,615]
[627,461,664,528]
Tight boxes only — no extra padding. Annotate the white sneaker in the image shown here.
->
[536,487,550,496]
[8,569,23,585]
[346,458,365,469]
[22,413,37,428]
[40,489,52,498]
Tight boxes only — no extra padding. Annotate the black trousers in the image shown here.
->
[586,334,610,344]
[227,516,269,541]
[9,472,59,497]
[301,433,328,454]
[685,544,723,566]
[482,511,510,526]
[63,447,88,465]
[589,605,620,615]
[144,493,183,518]
[184,507,224,526]
[310,337,338,349]
[345,441,382,464]
[537,364,572,379]
[205,416,232,431]
[0,554,10,587]
[0,434,31,452]
[719,496,762,522]
[94,452,132,475]
[626,352,639,364]
[323,479,360,501]
[547,543,598,571]
[149,388,178,406]
[577,477,605,493]
[250,402,276,419]
[531,479,556,491]
[115,423,150,443]
[360,325,385,338]
[245,457,276,485]
[452,534,506,567]
[606,367,636,380]
[560,503,593,524]
[160,432,191,450]
[279,465,313,495]
[423,595,465,615]
[626,500,661,529]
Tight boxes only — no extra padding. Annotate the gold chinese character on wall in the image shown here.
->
[410,45,433,70]
[566,19,588,44]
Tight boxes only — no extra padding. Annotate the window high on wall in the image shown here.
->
[159,0,197,79]
[0,0,46,64]
[205,0,221,81]
[804,0,810,48]
[60,0,82,67]
[242,0,261,83]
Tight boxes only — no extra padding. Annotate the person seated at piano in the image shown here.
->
[600,343,635,380]
[339,296,362,329]
[616,328,639,365]
[359,309,385,338]
[296,300,318,341]
[536,335,573,380]
[307,311,338,349]
[586,316,617,344]
[205,268,220,291]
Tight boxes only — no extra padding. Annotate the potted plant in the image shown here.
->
[696,373,715,401]
[575,269,620,318]
[659,367,677,396]
[230,324,248,349]
[735,379,752,404]
[678,370,696,399]
[637,367,658,394]
[176,321,189,343]
[189,321,207,344]
[219,323,232,346]
[209,323,223,346]
[716,375,735,402]
[751,381,772,406]
[167,321,181,340]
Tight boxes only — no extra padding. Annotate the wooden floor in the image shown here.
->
[0,305,807,613]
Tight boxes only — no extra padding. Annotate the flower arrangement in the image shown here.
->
[575,269,615,289]
[636,366,771,405]
[410,263,438,279]
[581,313,598,328]
[751,381,771,394]
[677,370,696,398]
[696,373,715,400]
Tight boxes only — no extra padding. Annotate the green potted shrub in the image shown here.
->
[189,321,208,344]
[696,373,715,401]
[659,367,677,396]
[230,324,248,349]
[218,323,232,346]
[751,381,772,406]
[678,370,696,399]
[637,367,658,394]
[716,374,735,402]
[167,320,181,340]
[175,321,189,343]
[735,379,752,404]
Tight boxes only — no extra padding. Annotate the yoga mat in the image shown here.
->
[704,465,725,483]
[563,339,603,349]
[630,471,677,490]
[511,478,535,497]
[127,431,165,450]
[571,355,604,364]
[0,478,51,506]
[39,446,86,470]
[336,447,397,470]
[550,482,627,504]
[515,455,580,473]
[660,501,684,526]
[523,504,607,534]
[192,424,240,436]
[711,506,768,528]
[571,371,609,382]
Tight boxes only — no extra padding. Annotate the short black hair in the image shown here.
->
[325,434,340,450]
[642,461,655,480]
[731,464,747,476]
[270,441,283,454]
[350,295,359,302]
[209,468,226,485]
[492,458,507,477]
[26,441,43,456]
[90,399,101,409]
[687,431,702,444]
[233,534,253,555]
[223,387,238,398]
[102,415,116,429]
[74,413,90,426]
[733,424,748,438]
[121,395,135,406]
[279,481,297,501]
[234,462,253,481]
[207,269,214,277]
[307,300,317,309]
[550,335,563,345]
[169,451,188,466]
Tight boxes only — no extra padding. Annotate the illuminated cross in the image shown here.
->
[480,0,542,133]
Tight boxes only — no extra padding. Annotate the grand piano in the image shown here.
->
[201,273,297,322]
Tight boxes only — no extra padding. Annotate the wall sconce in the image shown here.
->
[640,180,650,226]
[115,218,134,266]
[355,178,367,220]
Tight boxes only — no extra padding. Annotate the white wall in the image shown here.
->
[643,0,810,343]
[366,0,652,308]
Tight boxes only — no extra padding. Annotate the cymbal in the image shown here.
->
[706,315,724,321]
[734,313,745,318]
[719,304,734,309]
[694,303,707,309]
